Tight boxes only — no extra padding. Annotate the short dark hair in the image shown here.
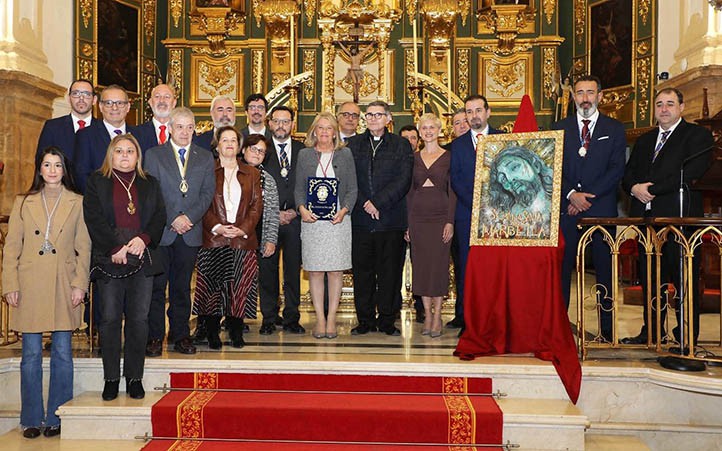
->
[212,125,243,152]
[244,93,268,110]
[241,133,272,165]
[655,87,684,104]
[367,100,390,114]
[464,94,489,110]
[574,74,602,91]
[269,105,295,121]
[399,124,419,138]
[68,78,95,95]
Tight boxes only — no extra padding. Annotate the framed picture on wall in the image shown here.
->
[589,0,633,90]
[97,0,139,93]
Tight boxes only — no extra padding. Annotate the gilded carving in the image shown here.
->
[477,4,535,54]
[271,73,287,89]
[303,49,316,102]
[542,47,555,100]
[252,50,264,94]
[405,48,416,87]
[143,58,155,73]
[639,0,650,26]
[170,0,183,28]
[337,70,379,98]
[457,48,469,101]
[190,9,246,53]
[169,49,183,100]
[486,59,525,98]
[80,43,93,58]
[303,0,317,25]
[573,56,585,74]
[543,0,555,25]
[80,0,92,29]
[79,59,93,81]
[574,0,585,45]
[199,61,237,97]
[143,0,156,45]
[636,41,649,56]
[420,0,460,48]
[637,56,651,122]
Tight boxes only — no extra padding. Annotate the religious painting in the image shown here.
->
[194,0,244,8]
[97,0,139,93]
[470,131,564,247]
[589,0,633,89]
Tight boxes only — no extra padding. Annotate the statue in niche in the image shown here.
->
[337,41,376,103]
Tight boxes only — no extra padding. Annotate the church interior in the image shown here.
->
[2,1,722,450]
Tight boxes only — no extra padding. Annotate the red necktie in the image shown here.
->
[77,120,86,130]
[159,125,167,144]
[475,133,483,152]
[581,119,591,149]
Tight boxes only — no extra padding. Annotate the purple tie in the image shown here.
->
[652,130,670,162]
[114,129,122,135]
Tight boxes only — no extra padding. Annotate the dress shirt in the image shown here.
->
[102,121,126,139]
[71,114,92,133]
[272,138,292,166]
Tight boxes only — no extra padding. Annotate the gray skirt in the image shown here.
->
[300,215,352,272]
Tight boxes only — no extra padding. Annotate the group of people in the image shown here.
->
[1,73,712,439]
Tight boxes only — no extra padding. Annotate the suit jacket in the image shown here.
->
[293,147,358,214]
[348,130,414,232]
[134,120,165,155]
[192,129,214,153]
[2,189,91,333]
[553,114,626,218]
[450,127,504,223]
[263,139,305,211]
[241,126,273,141]
[75,121,138,192]
[143,142,216,246]
[623,119,714,217]
[83,171,167,277]
[36,114,91,162]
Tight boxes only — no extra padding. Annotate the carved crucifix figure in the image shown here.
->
[337,40,375,103]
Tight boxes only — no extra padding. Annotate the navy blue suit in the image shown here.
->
[134,121,161,155]
[192,129,214,153]
[553,113,626,337]
[36,115,88,162]
[449,127,503,321]
[75,122,138,192]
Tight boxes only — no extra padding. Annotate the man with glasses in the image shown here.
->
[135,84,177,155]
[76,84,136,192]
[337,101,361,141]
[258,106,306,335]
[194,94,237,152]
[347,101,414,336]
[449,95,503,332]
[36,78,97,162]
[241,93,272,140]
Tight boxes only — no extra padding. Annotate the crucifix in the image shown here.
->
[335,24,376,103]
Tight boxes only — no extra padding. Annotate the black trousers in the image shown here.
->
[97,272,153,380]
[258,217,301,326]
[352,230,406,331]
[148,236,199,342]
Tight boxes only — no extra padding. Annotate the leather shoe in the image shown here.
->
[126,379,145,399]
[43,425,61,437]
[283,323,306,334]
[384,327,401,336]
[620,333,648,345]
[192,322,207,343]
[173,337,197,355]
[207,333,222,350]
[102,380,120,401]
[351,324,373,335]
[145,339,162,357]
[231,336,245,348]
[243,324,250,333]
[446,317,465,329]
[274,316,284,326]
[259,323,275,335]
[22,427,41,439]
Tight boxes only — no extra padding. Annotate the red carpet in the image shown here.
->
[145,373,503,450]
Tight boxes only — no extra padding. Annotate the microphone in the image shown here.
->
[681,143,716,167]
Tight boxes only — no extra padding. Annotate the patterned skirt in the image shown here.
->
[193,246,257,318]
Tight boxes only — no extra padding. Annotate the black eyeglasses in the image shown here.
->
[100,100,129,108]
[365,112,387,120]
[339,112,360,119]
[70,90,93,99]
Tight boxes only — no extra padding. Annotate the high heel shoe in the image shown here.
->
[325,325,338,339]
[430,329,443,338]
[421,329,430,336]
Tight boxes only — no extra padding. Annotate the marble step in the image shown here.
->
[59,391,588,450]
[585,434,650,451]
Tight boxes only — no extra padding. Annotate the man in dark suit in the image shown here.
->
[621,88,714,346]
[552,75,626,341]
[337,101,361,141]
[241,93,272,139]
[134,83,177,155]
[36,78,97,162]
[143,107,216,356]
[258,106,306,335]
[449,94,503,330]
[75,84,136,192]
[348,101,414,336]
[193,94,237,152]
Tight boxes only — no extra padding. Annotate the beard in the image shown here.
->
[510,179,542,207]
[576,102,597,119]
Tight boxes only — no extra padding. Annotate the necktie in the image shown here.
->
[159,125,167,144]
[114,129,122,135]
[581,119,591,150]
[77,120,86,130]
[475,133,484,152]
[278,143,288,174]
[652,130,671,162]
[179,148,186,165]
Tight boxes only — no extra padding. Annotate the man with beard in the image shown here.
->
[36,78,97,162]
[449,95,503,331]
[258,106,306,335]
[552,74,625,341]
[134,84,177,154]
[241,93,272,140]
[488,146,553,216]
[193,95,237,152]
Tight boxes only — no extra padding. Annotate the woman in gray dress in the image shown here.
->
[295,112,357,339]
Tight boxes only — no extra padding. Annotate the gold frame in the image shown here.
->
[189,54,245,107]
[479,52,533,107]
[470,131,564,247]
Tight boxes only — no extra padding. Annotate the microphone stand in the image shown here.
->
[658,145,713,372]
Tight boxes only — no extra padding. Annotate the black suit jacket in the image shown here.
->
[134,121,163,155]
[36,115,98,162]
[192,129,214,153]
[241,126,273,141]
[623,119,714,217]
[263,139,304,211]
[75,121,138,192]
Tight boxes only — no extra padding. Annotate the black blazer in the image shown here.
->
[134,121,161,155]
[192,129,214,153]
[36,114,86,162]
[263,139,304,211]
[83,171,167,277]
[623,119,714,217]
[75,122,138,192]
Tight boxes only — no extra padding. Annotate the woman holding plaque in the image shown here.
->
[84,134,166,401]
[193,126,263,349]
[2,147,90,438]
[406,113,455,338]
[295,113,357,339]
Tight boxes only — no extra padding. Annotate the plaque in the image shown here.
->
[306,177,338,220]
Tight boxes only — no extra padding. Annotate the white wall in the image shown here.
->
[41,0,74,116]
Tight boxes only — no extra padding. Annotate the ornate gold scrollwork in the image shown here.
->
[639,0,650,26]
[542,47,555,100]
[170,0,183,28]
[79,59,93,81]
[189,7,246,54]
[637,56,651,122]
[485,59,525,98]
[252,49,264,94]
[542,0,555,26]
[477,4,535,55]
[303,49,316,102]
[303,0,317,25]
[79,0,92,29]
[199,61,237,97]
[457,48,469,101]
[573,56,585,74]
[257,1,300,90]
[169,49,183,99]
[143,0,156,46]
[574,0,585,45]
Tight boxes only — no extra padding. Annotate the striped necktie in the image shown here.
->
[652,130,670,162]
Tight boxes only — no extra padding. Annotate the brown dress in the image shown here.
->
[407,150,456,296]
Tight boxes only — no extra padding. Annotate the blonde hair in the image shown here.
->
[417,113,442,130]
[99,134,147,179]
[304,112,344,150]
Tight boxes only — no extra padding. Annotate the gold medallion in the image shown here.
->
[127,201,136,215]
[179,179,189,193]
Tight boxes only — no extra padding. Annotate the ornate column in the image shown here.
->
[257,0,300,89]
[318,18,337,113]
[372,18,392,102]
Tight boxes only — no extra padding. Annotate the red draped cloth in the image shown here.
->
[454,95,582,404]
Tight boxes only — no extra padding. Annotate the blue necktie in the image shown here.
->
[652,130,670,163]
[179,148,186,165]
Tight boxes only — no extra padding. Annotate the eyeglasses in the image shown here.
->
[100,100,129,108]
[365,112,387,120]
[247,146,266,155]
[247,105,266,111]
[271,119,292,125]
[70,90,93,99]
[339,112,360,120]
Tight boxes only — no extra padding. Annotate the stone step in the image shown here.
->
[585,434,651,451]
[498,398,588,451]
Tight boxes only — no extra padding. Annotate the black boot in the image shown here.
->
[193,315,208,343]
[228,316,245,348]
[206,316,222,350]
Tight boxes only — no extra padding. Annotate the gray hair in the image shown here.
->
[168,107,195,127]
